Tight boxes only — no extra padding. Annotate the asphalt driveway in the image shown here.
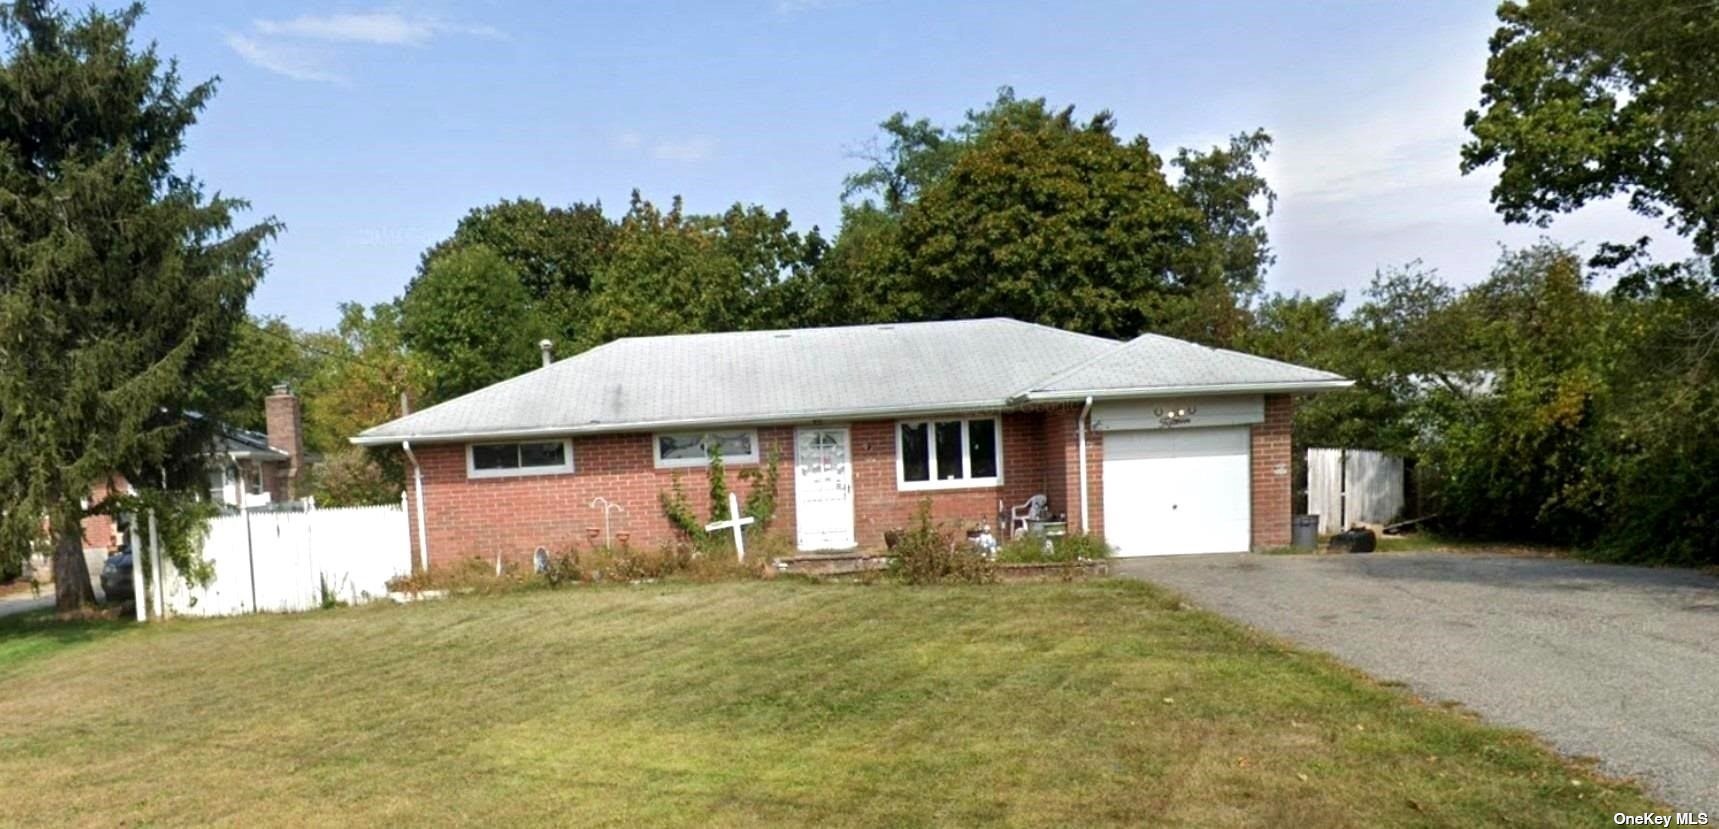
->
[1114,552,1719,811]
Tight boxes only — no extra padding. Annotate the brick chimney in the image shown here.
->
[265,383,304,499]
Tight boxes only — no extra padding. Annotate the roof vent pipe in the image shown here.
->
[539,340,554,368]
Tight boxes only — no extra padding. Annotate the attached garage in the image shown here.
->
[1094,396,1260,557]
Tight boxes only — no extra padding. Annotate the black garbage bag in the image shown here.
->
[1328,526,1377,554]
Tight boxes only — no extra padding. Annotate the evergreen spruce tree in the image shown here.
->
[0,1,275,612]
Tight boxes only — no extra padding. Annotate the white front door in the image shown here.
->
[1101,426,1251,556]
[794,427,855,551]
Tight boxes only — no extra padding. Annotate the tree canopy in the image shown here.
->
[400,244,546,401]
[1462,0,1719,262]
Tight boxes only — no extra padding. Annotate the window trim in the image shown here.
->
[894,416,1004,491]
[652,428,762,469]
[466,439,575,479]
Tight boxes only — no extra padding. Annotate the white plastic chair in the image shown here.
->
[1008,494,1050,539]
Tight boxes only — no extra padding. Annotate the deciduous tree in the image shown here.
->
[401,245,547,400]
[1462,0,1719,262]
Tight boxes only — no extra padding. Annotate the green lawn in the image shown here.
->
[0,580,1662,826]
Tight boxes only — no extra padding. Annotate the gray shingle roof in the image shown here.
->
[353,318,1348,445]
[1022,333,1349,401]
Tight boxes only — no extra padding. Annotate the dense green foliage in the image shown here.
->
[1250,244,1719,565]
[400,244,546,400]
[1462,0,1719,263]
[814,90,1273,343]
[0,1,273,609]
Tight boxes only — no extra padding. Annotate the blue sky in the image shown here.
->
[134,1,1690,330]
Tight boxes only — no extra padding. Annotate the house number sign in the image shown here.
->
[1154,405,1197,427]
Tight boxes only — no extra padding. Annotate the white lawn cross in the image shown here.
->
[704,492,755,562]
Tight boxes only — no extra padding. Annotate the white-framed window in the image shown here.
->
[653,429,760,469]
[895,416,1002,491]
[467,439,575,479]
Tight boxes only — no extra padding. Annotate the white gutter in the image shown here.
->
[1018,379,1354,405]
[349,399,1015,446]
[400,441,430,572]
[1077,396,1093,534]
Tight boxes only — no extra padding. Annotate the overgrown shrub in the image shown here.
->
[889,500,995,585]
[995,532,1113,564]
[385,557,535,595]
[307,447,401,507]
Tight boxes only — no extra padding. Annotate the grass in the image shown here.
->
[0,610,125,677]
[0,580,1664,827]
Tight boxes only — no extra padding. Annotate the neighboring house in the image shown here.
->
[352,318,1350,568]
[80,385,308,555]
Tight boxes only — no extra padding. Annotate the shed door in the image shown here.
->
[1101,427,1250,556]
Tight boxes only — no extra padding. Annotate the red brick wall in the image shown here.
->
[403,413,1065,569]
[406,427,795,570]
[846,413,1047,548]
[1250,394,1294,550]
[1038,405,1103,537]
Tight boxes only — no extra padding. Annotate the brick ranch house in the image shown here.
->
[352,318,1349,570]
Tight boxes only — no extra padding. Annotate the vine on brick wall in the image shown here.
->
[659,474,706,542]
[659,441,782,543]
[739,446,781,533]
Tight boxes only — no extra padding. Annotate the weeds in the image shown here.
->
[888,500,995,585]
[994,532,1113,564]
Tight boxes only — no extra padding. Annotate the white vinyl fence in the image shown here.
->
[163,502,411,617]
[1307,448,1406,535]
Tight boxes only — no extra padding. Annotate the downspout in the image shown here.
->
[1077,396,1094,534]
[401,441,430,572]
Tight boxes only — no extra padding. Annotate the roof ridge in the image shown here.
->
[605,317,1019,343]
[1134,333,1345,379]
[994,317,1123,347]
[1016,336,1129,395]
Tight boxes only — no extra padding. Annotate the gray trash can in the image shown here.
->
[1291,515,1319,550]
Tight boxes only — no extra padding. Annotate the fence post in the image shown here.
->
[148,509,165,619]
[128,514,145,623]
[242,506,258,614]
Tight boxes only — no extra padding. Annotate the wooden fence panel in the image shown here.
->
[1307,448,1406,535]
[1306,448,1346,535]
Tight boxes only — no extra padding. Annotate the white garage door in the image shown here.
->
[1102,426,1250,556]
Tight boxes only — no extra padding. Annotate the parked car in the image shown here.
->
[100,550,134,602]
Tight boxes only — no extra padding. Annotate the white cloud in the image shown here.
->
[651,137,718,163]
[223,33,344,84]
[611,131,643,151]
[227,10,503,82]
[253,12,501,46]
